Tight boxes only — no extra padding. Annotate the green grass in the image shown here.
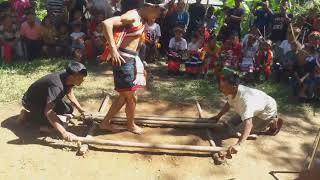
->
[0,59,313,116]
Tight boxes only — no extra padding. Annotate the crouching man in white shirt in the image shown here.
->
[210,73,283,154]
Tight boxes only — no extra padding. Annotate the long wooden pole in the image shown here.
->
[81,113,211,123]
[195,101,223,164]
[73,137,225,153]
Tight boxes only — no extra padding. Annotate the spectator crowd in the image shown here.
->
[0,0,320,101]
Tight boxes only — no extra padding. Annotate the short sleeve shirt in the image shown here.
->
[144,23,161,43]
[169,37,187,51]
[226,85,277,121]
[22,71,72,110]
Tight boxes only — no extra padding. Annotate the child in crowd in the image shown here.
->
[279,41,302,80]
[141,17,161,63]
[240,34,259,79]
[88,11,105,36]
[202,36,221,77]
[92,23,105,55]
[0,15,22,63]
[311,57,320,100]
[221,32,242,69]
[255,40,273,81]
[42,16,58,57]
[167,26,187,74]
[291,50,316,99]
[70,23,86,62]
[279,27,301,58]
[204,6,216,34]
[56,23,70,56]
[185,33,203,76]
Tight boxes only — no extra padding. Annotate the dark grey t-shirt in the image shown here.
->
[22,71,72,110]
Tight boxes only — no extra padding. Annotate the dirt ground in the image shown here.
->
[1,95,320,180]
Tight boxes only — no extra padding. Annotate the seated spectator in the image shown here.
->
[279,27,300,57]
[56,23,70,56]
[240,34,259,75]
[92,23,105,55]
[185,33,203,76]
[305,31,320,56]
[169,27,187,52]
[253,0,273,36]
[255,40,273,81]
[167,26,187,74]
[0,14,23,63]
[291,50,316,99]
[42,16,58,57]
[20,11,44,61]
[198,24,210,46]
[281,41,302,78]
[241,26,263,45]
[140,17,161,63]
[88,11,105,36]
[70,23,86,62]
[311,57,320,100]
[188,33,202,52]
[202,36,221,77]
[222,32,242,69]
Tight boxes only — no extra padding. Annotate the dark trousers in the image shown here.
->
[22,99,74,126]
[24,39,42,61]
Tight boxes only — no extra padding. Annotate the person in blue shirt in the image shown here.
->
[171,1,189,29]
[253,0,273,36]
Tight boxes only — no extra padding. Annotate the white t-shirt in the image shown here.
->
[279,40,292,55]
[144,23,161,43]
[169,37,187,51]
[226,85,277,121]
[70,32,85,40]
[188,41,201,51]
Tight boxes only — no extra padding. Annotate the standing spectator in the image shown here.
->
[69,0,87,22]
[187,0,205,38]
[270,5,292,43]
[10,0,31,24]
[42,16,58,57]
[140,17,161,63]
[253,0,273,36]
[46,0,67,27]
[88,0,113,18]
[204,6,217,33]
[0,15,23,63]
[70,23,86,62]
[171,1,189,30]
[56,23,70,56]
[20,11,43,61]
[225,0,245,39]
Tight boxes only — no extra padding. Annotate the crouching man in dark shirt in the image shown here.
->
[18,61,87,141]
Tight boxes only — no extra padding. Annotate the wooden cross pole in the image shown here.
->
[195,101,224,164]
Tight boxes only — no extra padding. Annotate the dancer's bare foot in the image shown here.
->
[127,124,143,135]
[17,109,29,125]
[99,122,125,133]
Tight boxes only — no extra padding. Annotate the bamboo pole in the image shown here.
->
[195,101,224,164]
[111,118,216,128]
[304,128,320,171]
[73,137,225,153]
[78,96,109,155]
[81,113,211,123]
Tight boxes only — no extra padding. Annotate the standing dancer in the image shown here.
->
[99,0,167,134]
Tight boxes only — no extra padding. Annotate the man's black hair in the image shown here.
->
[121,0,144,13]
[66,61,87,76]
[223,73,240,87]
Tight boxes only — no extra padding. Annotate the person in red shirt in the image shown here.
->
[221,32,242,69]
[255,40,273,81]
